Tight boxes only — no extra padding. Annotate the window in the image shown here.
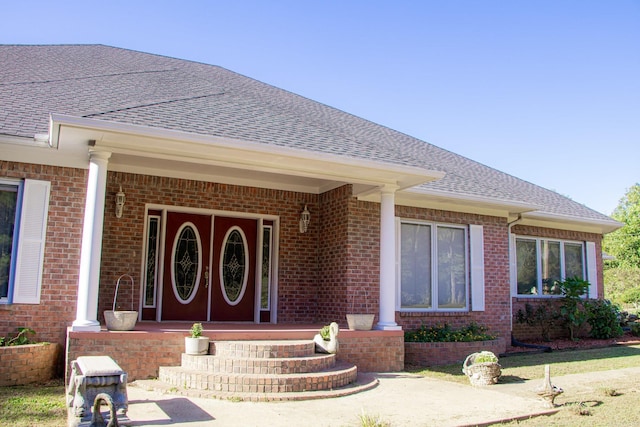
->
[0,179,50,304]
[515,237,585,296]
[398,221,469,311]
[260,226,272,310]
[143,215,160,308]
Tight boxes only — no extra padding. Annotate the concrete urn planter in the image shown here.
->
[184,337,210,355]
[346,314,375,330]
[104,310,138,331]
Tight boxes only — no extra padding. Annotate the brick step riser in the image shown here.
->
[182,354,336,374]
[211,341,315,359]
[158,366,357,393]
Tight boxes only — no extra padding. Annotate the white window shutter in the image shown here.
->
[585,241,598,299]
[469,225,485,311]
[13,179,50,304]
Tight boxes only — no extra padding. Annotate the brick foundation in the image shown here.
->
[0,343,60,386]
[404,338,506,367]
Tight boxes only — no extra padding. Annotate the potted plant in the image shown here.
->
[462,351,501,386]
[184,323,209,355]
[346,287,374,330]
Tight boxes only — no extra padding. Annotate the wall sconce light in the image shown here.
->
[299,204,310,233]
[115,185,125,218]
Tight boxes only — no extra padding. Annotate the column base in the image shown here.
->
[375,322,402,331]
[71,320,101,332]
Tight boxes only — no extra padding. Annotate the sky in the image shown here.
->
[2,1,639,216]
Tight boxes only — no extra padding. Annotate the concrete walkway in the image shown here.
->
[120,371,565,427]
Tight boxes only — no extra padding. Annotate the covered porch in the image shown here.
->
[66,322,405,382]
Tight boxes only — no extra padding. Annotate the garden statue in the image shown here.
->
[314,322,339,354]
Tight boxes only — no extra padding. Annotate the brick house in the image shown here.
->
[0,45,620,375]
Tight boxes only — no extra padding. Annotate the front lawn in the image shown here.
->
[0,379,66,427]
[412,344,640,426]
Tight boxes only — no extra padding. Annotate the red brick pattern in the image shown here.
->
[0,343,60,386]
[404,338,506,367]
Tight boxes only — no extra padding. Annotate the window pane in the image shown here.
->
[222,229,246,303]
[437,227,466,308]
[174,226,199,301]
[564,243,584,279]
[0,186,17,299]
[516,238,538,295]
[261,227,271,310]
[144,217,159,307]
[541,240,561,295]
[400,223,431,308]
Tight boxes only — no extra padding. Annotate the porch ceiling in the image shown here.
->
[48,114,445,195]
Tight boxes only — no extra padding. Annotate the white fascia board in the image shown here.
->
[519,211,622,234]
[359,186,540,218]
[50,114,445,189]
[0,134,88,168]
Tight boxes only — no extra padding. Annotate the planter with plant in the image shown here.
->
[462,350,501,386]
[346,287,374,330]
[184,323,209,355]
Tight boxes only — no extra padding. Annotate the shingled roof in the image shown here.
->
[0,44,616,227]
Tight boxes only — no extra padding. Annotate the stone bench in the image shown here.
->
[67,356,128,422]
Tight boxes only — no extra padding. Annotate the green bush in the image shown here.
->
[404,323,495,343]
[629,322,640,337]
[585,300,623,339]
[0,327,36,346]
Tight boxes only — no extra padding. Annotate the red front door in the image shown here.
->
[161,212,212,321]
[210,216,257,321]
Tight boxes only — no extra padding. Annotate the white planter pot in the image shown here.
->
[104,311,138,331]
[346,314,375,330]
[185,337,210,355]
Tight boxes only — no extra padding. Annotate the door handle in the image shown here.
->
[204,266,209,288]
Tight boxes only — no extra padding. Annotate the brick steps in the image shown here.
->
[181,353,336,374]
[148,339,377,401]
[159,362,357,393]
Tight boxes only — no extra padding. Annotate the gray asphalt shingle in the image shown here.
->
[0,44,612,223]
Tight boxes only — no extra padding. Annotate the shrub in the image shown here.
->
[558,277,590,340]
[585,300,624,339]
[404,323,495,343]
[0,327,36,346]
[630,322,640,337]
[516,301,556,341]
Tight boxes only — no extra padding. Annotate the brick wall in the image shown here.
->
[0,343,60,386]
[337,330,404,372]
[0,162,86,374]
[394,206,513,343]
[66,330,185,382]
[404,338,506,367]
[99,172,320,323]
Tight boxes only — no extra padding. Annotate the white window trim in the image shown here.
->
[514,235,587,298]
[396,219,470,312]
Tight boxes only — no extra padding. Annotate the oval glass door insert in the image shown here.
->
[220,226,248,305]
[171,222,201,304]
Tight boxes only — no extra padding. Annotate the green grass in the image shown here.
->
[411,344,640,426]
[0,379,66,427]
[412,345,640,384]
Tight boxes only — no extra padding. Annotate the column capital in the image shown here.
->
[379,184,399,194]
[88,150,112,162]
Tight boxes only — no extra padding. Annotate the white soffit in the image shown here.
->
[519,212,622,234]
[49,114,445,194]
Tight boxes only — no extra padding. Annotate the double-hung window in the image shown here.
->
[0,179,50,304]
[515,237,586,296]
[398,221,471,311]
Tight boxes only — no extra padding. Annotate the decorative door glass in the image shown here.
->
[221,227,248,305]
[172,223,201,303]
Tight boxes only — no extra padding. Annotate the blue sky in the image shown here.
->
[3,1,639,216]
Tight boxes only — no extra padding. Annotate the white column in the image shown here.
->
[72,150,111,331]
[376,185,401,330]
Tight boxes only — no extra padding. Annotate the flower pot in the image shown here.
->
[104,310,138,331]
[346,314,374,330]
[185,337,210,355]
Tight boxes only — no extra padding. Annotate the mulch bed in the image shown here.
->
[507,332,640,354]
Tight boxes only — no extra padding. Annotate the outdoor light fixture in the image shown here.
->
[115,185,125,218]
[299,204,310,233]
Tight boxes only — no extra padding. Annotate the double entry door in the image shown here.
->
[160,212,258,322]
